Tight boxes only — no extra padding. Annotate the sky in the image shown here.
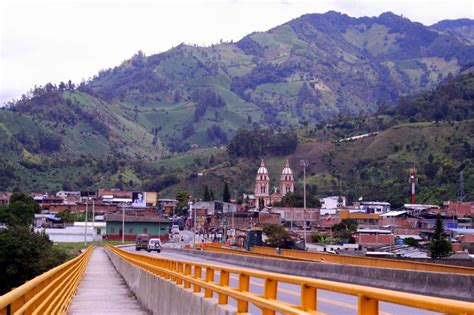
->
[0,0,473,105]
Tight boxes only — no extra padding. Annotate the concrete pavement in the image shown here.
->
[68,247,149,315]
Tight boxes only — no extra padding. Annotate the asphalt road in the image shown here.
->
[122,243,440,315]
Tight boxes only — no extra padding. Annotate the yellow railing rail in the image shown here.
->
[107,245,474,315]
[0,246,93,315]
[250,246,474,275]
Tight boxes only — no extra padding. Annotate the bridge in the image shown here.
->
[1,245,473,315]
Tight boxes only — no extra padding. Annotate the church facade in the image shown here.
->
[254,160,294,209]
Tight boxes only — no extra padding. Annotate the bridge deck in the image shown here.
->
[68,247,148,315]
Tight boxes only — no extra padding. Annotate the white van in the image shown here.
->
[147,238,162,253]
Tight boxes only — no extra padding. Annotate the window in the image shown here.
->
[143,228,148,233]
[129,227,133,234]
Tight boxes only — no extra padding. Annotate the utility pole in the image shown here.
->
[189,201,195,249]
[84,198,88,246]
[300,160,308,247]
[92,198,95,241]
[122,204,125,244]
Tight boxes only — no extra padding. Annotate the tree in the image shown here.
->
[331,219,358,243]
[209,189,215,201]
[6,193,40,227]
[258,197,265,210]
[262,224,294,249]
[203,185,211,201]
[223,182,231,203]
[0,226,67,294]
[175,191,190,216]
[428,214,453,259]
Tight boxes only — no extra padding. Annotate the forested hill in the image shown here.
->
[3,12,474,153]
[80,11,473,150]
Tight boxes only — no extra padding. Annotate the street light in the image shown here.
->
[122,204,125,244]
[189,201,195,249]
[84,198,88,246]
[300,160,309,247]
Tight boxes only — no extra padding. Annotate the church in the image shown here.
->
[254,159,294,209]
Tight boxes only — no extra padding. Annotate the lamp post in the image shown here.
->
[189,201,195,249]
[84,198,88,246]
[300,160,309,247]
[122,204,125,244]
[92,198,95,241]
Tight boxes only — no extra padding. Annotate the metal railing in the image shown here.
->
[0,246,93,315]
[250,246,474,275]
[107,245,474,315]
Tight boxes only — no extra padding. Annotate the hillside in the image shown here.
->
[431,19,474,43]
[83,11,473,150]
[0,12,473,202]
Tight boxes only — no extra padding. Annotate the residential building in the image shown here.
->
[104,214,170,241]
[271,207,320,227]
[320,196,346,210]
[354,229,395,247]
[358,201,391,214]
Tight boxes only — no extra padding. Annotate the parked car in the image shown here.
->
[147,238,162,253]
[135,233,150,251]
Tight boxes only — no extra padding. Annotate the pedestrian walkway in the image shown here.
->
[68,247,149,315]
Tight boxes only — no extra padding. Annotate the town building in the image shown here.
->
[320,196,346,210]
[104,214,170,241]
[271,207,320,228]
[358,201,391,214]
[0,192,11,206]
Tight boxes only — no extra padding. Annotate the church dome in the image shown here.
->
[281,160,293,176]
[257,160,269,175]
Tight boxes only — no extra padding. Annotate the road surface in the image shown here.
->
[122,244,440,315]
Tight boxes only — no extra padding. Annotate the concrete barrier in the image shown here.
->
[105,247,236,315]
[167,248,474,302]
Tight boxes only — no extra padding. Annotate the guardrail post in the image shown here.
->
[184,264,191,289]
[218,270,230,305]
[358,294,378,315]
[263,278,278,315]
[237,273,250,313]
[176,263,183,285]
[194,266,202,293]
[301,284,317,311]
[205,268,214,298]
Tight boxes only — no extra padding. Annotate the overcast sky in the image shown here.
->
[0,0,472,105]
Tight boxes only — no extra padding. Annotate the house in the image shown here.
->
[354,229,395,247]
[320,196,346,210]
[271,207,320,228]
[0,192,12,205]
[192,201,237,216]
[339,209,381,228]
[157,199,177,215]
[104,214,170,241]
[358,201,391,214]
[443,201,473,217]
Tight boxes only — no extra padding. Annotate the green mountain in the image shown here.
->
[431,18,474,43]
[82,11,473,150]
[0,12,473,200]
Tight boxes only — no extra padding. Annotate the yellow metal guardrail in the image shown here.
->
[0,246,93,315]
[250,247,474,275]
[107,245,474,315]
